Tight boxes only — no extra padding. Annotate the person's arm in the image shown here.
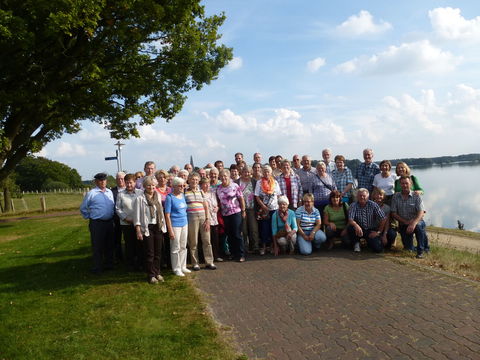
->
[406,210,424,234]
[79,192,91,219]
[289,211,298,232]
[323,209,336,231]
[115,193,128,223]
[202,199,210,232]
[411,175,424,195]
[347,207,363,237]
[271,212,279,256]
[132,197,143,241]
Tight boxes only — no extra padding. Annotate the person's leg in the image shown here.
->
[170,227,182,274]
[113,217,123,262]
[210,225,221,260]
[288,233,297,253]
[297,231,313,255]
[143,229,155,279]
[199,216,214,265]
[122,224,136,269]
[179,225,189,271]
[103,220,114,269]
[414,220,427,256]
[385,228,397,250]
[312,229,327,250]
[365,230,383,253]
[399,225,414,251]
[152,226,163,276]
[227,213,244,260]
[89,220,103,272]
[346,224,361,250]
[247,209,260,252]
[187,215,200,267]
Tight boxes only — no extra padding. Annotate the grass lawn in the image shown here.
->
[0,215,241,360]
[1,193,85,217]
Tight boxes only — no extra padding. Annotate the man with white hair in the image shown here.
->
[297,155,317,194]
[354,148,380,193]
[347,188,386,253]
[322,148,336,174]
[253,152,262,165]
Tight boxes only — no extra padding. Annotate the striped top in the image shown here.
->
[295,205,321,232]
[184,189,205,215]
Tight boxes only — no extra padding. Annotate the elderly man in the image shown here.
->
[80,173,115,273]
[253,152,262,165]
[347,188,387,253]
[322,148,336,174]
[234,152,244,166]
[184,163,193,173]
[292,154,302,173]
[354,148,380,192]
[391,176,429,259]
[297,155,317,194]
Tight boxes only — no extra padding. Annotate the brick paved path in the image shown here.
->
[195,252,480,359]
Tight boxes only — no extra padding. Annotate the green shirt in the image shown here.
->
[324,204,349,230]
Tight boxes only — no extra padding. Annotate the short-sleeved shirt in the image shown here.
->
[348,200,386,230]
[164,193,188,227]
[295,206,321,232]
[216,182,243,216]
[391,191,425,221]
[332,168,354,193]
[373,173,397,195]
[324,204,349,230]
[355,162,380,192]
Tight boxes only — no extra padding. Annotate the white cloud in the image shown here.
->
[335,10,392,37]
[136,125,192,145]
[335,40,461,75]
[311,121,347,144]
[209,109,257,131]
[34,148,48,157]
[307,57,326,72]
[56,142,87,157]
[257,109,306,137]
[227,56,243,70]
[429,7,480,42]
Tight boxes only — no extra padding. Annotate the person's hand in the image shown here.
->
[328,223,336,232]
[203,219,210,232]
[406,224,415,234]
[381,234,387,245]
[241,210,246,219]
[125,217,133,224]
[354,225,363,237]
[136,231,143,241]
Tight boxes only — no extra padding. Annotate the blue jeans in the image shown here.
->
[297,229,327,255]
[259,211,275,245]
[347,225,384,253]
[223,212,245,259]
[399,220,427,255]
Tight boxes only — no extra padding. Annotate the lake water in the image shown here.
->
[409,162,480,232]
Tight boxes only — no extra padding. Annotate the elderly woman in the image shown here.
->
[394,161,424,195]
[185,173,215,271]
[229,164,240,181]
[164,177,189,277]
[372,188,397,250]
[276,159,303,210]
[255,164,282,255]
[331,155,354,203]
[209,167,221,190]
[154,169,172,206]
[133,176,166,284]
[201,177,223,262]
[272,195,298,255]
[237,165,260,253]
[178,169,189,185]
[323,190,349,249]
[216,169,247,262]
[373,160,397,205]
[116,173,143,271]
[295,193,327,255]
[310,161,336,214]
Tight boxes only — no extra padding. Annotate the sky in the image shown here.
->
[36,0,480,179]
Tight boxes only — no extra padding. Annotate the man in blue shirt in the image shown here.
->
[80,173,115,273]
[354,148,380,192]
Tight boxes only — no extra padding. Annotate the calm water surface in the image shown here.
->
[411,162,479,232]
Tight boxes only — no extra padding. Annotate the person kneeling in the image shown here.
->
[272,196,297,255]
[346,188,387,253]
[295,193,327,255]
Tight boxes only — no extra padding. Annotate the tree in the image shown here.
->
[15,156,83,191]
[0,0,233,186]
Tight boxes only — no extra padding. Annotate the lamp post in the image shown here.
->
[114,141,125,172]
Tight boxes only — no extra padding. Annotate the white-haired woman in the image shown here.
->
[185,173,216,270]
[133,176,167,284]
[216,169,247,262]
[271,195,298,255]
[255,164,281,255]
[164,177,189,276]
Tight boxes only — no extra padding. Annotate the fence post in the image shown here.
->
[40,196,47,213]
[10,199,15,212]
[21,198,28,211]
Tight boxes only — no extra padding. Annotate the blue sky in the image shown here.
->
[37,1,480,179]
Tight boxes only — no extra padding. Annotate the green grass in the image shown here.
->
[0,215,241,360]
[427,225,480,240]
[1,193,85,216]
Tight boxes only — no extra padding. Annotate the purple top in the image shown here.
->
[216,182,243,217]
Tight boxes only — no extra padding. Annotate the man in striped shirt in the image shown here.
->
[347,188,386,253]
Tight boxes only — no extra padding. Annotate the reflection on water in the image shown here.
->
[411,162,480,232]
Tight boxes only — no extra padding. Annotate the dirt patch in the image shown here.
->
[0,235,21,243]
[427,231,480,253]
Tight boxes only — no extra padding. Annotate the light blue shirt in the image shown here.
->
[80,187,115,220]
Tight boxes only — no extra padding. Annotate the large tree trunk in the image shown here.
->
[3,187,11,212]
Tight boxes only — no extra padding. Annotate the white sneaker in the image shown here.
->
[174,270,185,277]
[354,243,361,252]
[149,276,159,284]
[156,274,165,282]
[182,268,191,274]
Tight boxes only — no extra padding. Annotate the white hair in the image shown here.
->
[172,177,185,186]
[277,195,290,205]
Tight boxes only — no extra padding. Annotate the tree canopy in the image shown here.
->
[15,156,83,191]
[0,0,233,185]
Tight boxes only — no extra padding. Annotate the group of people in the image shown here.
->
[80,149,429,284]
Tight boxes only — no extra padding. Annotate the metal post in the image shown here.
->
[114,141,125,172]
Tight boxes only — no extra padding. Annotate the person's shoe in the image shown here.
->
[215,257,224,262]
[354,243,361,252]
[174,270,185,277]
[182,268,191,274]
[193,265,201,271]
[205,264,217,270]
[238,257,246,263]
[149,276,159,284]
[156,274,165,282]
[259,249,265,256]
[416,253,424,259]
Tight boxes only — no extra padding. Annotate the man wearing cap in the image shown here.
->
[80,173,115,273]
